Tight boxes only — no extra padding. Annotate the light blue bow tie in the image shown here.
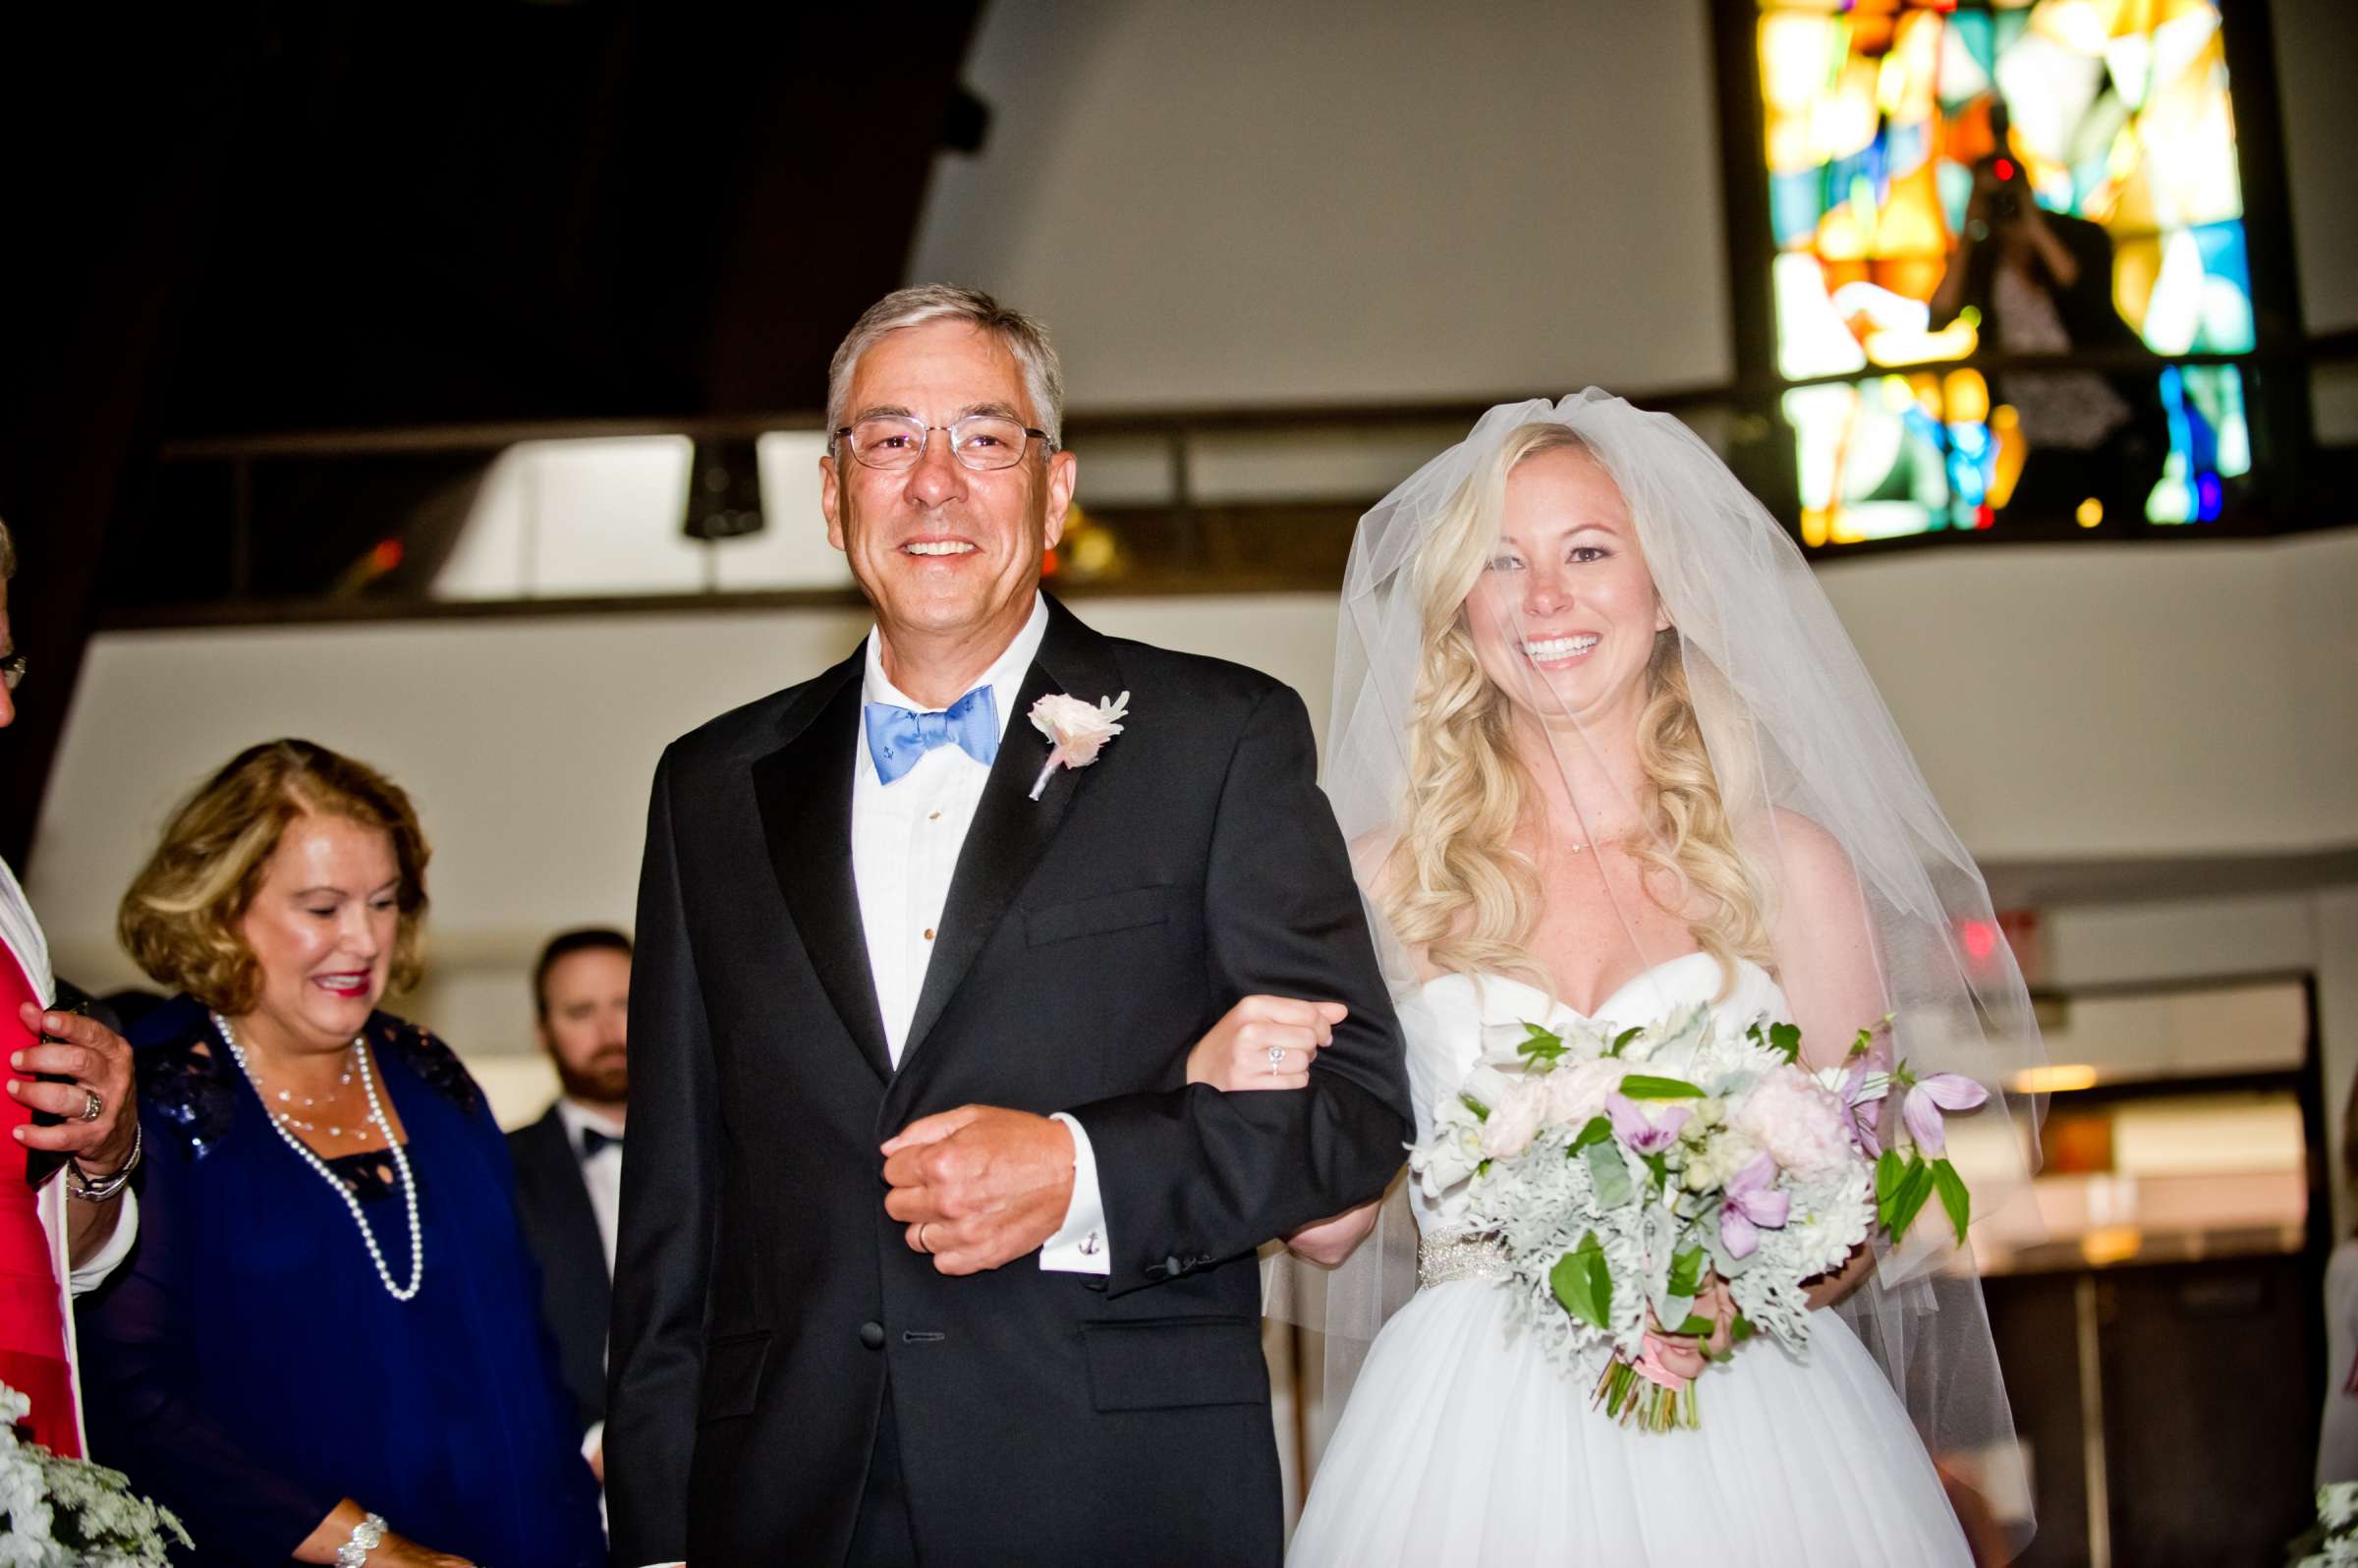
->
[863,686,1000,784]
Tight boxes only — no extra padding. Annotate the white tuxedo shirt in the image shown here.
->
[848,594,1106,1273]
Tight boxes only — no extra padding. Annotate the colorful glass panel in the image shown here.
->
[1756,0,2254,543]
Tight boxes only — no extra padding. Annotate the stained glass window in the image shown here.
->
[1754,0,2255,545]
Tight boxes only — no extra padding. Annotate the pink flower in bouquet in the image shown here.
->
[1831,1059,1885,1157]
[1480,1081,1548,1160]
[1605,1093,1689,1155]
[1544,1057,1633,1126]
[1901,1073,1989,1156]
[1633,1332,1691,1393]
[1715,1152,1792,1260]
[1026,691,1131,800]
[1731,1069,1854,1180]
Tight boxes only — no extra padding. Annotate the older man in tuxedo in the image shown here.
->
[605,286,1409,1568]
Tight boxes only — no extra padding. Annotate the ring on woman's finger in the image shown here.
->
[78,1090,102,1123]
[1266,1045,1287,1072]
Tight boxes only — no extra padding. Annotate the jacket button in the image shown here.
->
[1163,1254,1187,1278]
[859,1320,886,1350]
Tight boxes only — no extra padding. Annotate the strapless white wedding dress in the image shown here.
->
[1289,955,1973,1567]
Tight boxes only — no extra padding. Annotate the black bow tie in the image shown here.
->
[579,1126,623,1159]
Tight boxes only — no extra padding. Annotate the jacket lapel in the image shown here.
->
[751,650,893,1082]
[899,597,1125,1068]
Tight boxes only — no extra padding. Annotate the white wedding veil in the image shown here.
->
[1278,390,2044,1552]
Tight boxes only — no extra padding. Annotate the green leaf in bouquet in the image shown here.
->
[1931,1156,1972,1245]
[1569,1114,1614,1153]
[1874,1148,1905,1220]
[1550,1233,1614,1329]
[1673,1314,1719,1337]
[1460,1092,1490,1123]
[1609,1025,1644,1058]
[1583,1140,1635,1206]
[1885,1155,1937,1243]
[1518,1022,1568,1067]
[1642,1150,1670,1189]
[1618,1074,1706,1100]
[1849,1026,1876,1060]
[1730,1313,1756,1344]
[1667,1245,1706,1299]
[1767,1022,1802,1063]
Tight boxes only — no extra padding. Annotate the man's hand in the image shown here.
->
[881,1106,1077,1275]
[12,1003,136,1171]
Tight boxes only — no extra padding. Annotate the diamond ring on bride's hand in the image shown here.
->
[1267,1046,1287,1071]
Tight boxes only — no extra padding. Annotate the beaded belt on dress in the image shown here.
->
[1417,1231,1511,1289]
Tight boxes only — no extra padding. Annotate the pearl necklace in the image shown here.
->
[215,1013,424,1303]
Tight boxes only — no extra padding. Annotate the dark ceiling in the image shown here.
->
[0,1,987,865]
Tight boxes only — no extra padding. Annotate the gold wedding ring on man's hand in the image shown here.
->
[79,1089,102,1122]
[917,1222,935,1255]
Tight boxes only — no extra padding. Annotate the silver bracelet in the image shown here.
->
[68,1118,140,1203]
[334,1512,387,1568]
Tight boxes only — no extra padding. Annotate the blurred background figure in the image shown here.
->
[79,740,603,1568]
[2320,1071,2358,1485]
[1929,104,2165,526]
[0,517,141,1459]
[507,925,631,1472]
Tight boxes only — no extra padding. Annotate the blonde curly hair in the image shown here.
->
[1377,423,1771,998]
[118,740,431,1014]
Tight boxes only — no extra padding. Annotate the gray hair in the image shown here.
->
[0,519,14,581]
[825,284,1065,456]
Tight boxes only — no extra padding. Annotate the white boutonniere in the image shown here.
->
[1026,691,1130,800]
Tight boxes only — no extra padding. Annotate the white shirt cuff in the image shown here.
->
[1038,1112,1109,1275]
[581,1418,603,1464]
[67,1187,138,1297]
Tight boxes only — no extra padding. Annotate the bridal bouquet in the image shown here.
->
[0,1382,191,1566]
[1407,998,1988,1432]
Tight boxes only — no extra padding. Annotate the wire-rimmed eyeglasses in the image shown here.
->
[0,652,23,694]
[834,414,1049,473]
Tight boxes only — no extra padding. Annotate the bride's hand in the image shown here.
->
[1645,1275,1737,1380]
[1803,1240,1876,1311]
[1185,996,1346,1092]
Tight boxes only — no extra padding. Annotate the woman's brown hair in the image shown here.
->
[118,739,431,1014]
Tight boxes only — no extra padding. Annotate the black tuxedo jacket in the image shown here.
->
[509,1103,613,1431]
[605,596,1411,1567]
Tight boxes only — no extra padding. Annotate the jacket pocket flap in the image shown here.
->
[698,1329,770,1425]
[1081,1316,1266,1413]
[1025,884,1173,947]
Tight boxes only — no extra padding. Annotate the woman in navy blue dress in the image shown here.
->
[79,740,603,1568]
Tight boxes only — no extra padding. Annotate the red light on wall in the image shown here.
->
[370,538,405,573]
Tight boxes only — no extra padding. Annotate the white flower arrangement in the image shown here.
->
[1407,1001,1987,1431]
[2296,1481,2358,1567]
[0,1383,189,1566]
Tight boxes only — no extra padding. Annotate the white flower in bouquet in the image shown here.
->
[1478,1080,1549,1160]
[1541,1057,1634,1128]
[0,1382,190,1566]
[1731,1070,1854,1182]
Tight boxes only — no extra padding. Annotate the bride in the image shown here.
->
[1191,394,2042,1565]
